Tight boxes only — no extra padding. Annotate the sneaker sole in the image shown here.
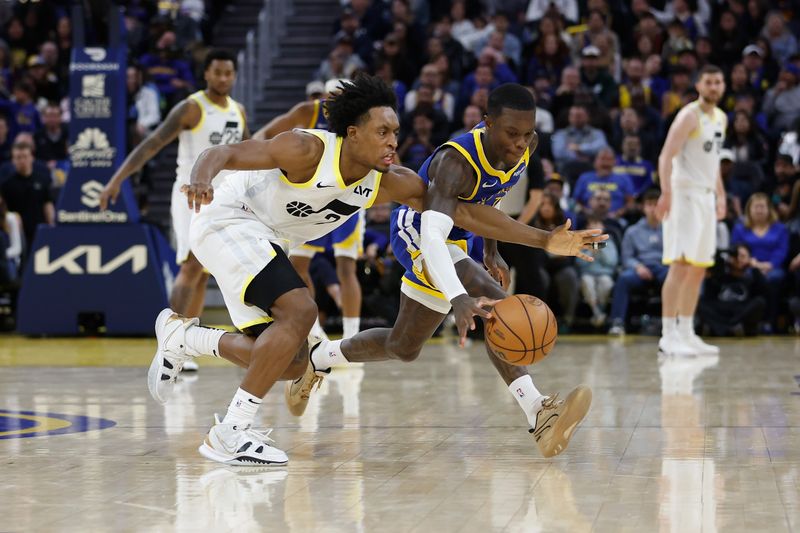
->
[198,443,288,467]
[540,386,592,458]
[147,309,175,405]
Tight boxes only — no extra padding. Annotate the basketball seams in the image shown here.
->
[486,295,557,366]
[515,295,536,351]
[491,309,528,350]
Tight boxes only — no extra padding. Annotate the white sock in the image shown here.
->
[222,387,262,427]
[662,316,677,337]
[310,317,327,341]
[184,325,225,357]
[342,317,360,339]
[678,315,694,336]
[509,375,544,428]
[311,339,348,372]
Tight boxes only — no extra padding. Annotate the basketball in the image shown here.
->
[485,294,557,366]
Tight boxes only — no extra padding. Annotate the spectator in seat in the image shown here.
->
[619,57,652,110]
[573,147,635,217]
[552,104,609,173]
[530,191,580,332]
[34,103,67,169]
[761,11,798,64]
[731,193,790,332]
[138,30,195,110]
[576,188,623,251]
[450,104,482,138]
[405,63,455,122]
[551,66,581,126]
[578,45,618,110]
[614,135,655,197]
[697,243,766,336]
[398,109,435,171]
[400,84,449,146]
[762,62,800,133]
[525,33,571,87]
[608,189,666,335]
[126,64,162,149]
[0,115,11,164]
[724,109,768,168]
[578,215,619,328]
[0,142,53,251]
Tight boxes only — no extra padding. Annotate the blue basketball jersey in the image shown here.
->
[307,99,328,130]
[410,122,530,242]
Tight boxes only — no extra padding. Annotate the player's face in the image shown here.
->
[695,72,725,105]
[354,106,399,172]
[205,60,237,96]
[485,108,536,167]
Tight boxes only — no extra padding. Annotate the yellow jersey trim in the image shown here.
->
[300,244,326,253]
[472,128,529,183]
[279,130,328,188]
[237,316,274,331]
[188,93,206,133]
[402,276,447,300]
[308,100,321,128]
[444,142,483,201]
[662,256,714,267]
[364,172,383,208]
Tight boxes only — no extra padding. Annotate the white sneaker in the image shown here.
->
[684,332,720,355]
[147,308,199,404]
[658,332,695,356]
[182,360,200,372]
[199,414,288,466]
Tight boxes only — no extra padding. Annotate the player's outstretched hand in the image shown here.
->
[451,295,499,348]
[546,219,609,262]
[181,183,214,213]
[99,181,121,211]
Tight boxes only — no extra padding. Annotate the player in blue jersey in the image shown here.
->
[292,83,605,458]
[252,80,365,340]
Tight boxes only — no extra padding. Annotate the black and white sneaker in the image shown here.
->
[198,414,288,466]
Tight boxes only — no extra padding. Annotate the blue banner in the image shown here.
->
[17,224,175,335]
[57,46,138,224]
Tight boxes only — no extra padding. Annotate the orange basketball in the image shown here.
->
[485,294,557,366]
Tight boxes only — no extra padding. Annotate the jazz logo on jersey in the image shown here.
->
[286,199,360,224]
[209,121,242,145]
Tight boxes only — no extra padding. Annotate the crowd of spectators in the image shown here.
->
[310,0,800,335]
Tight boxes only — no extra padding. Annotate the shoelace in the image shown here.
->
[540,393,561,411]
[244,426,276,444]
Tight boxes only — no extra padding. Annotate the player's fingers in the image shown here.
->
[186,189,195,211]
[500,269,510,289]
[563,218,572,230]
[456,319,468,348]
[203,189,214,204]
[576,251,594,262]
[180,184,189,194]
[476,297,500,310]
[472,305,492,320]
[99,193,108,211]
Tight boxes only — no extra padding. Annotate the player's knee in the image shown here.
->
[335,257,357,279]
[386,336,422,362]
[292,295,318,332]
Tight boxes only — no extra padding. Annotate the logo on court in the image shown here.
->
[0,410,115,439]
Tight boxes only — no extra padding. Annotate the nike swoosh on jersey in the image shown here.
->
[316,183,335,189]
[482,180,498,188]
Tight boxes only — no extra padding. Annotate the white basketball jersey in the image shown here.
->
[176,90,246,183]
[220,129,382,248]
[671,101,726,190]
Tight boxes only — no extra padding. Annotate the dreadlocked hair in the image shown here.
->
[324,74,397,137]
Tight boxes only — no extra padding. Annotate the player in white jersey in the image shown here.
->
[253,79,365,341]
[99,49,249,324]
[146,75,602,466]
[657,65,727,356]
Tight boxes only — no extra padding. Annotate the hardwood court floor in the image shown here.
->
[1,333,799,532]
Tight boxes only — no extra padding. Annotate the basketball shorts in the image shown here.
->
[190,187,305,331]
[662,187,716,267]
[391,207,471,314]
[171,174,229,264]
[290,211,365,260]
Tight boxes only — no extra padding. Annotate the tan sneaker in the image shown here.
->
[530,385,592,458]
[284,346,328,416]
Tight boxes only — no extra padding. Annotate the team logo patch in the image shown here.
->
[286,199,361,224]
[703,141,713,152]
[0,410,116,439]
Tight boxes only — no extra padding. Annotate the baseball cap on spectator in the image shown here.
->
[719,148,734,162]
[306,80,324,98]
[581,45,601,58]
[325,78,349,95]
[545,173,565,186]
[742,44,764,58]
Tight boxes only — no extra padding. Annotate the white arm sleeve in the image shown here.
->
[420,210,468,302]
